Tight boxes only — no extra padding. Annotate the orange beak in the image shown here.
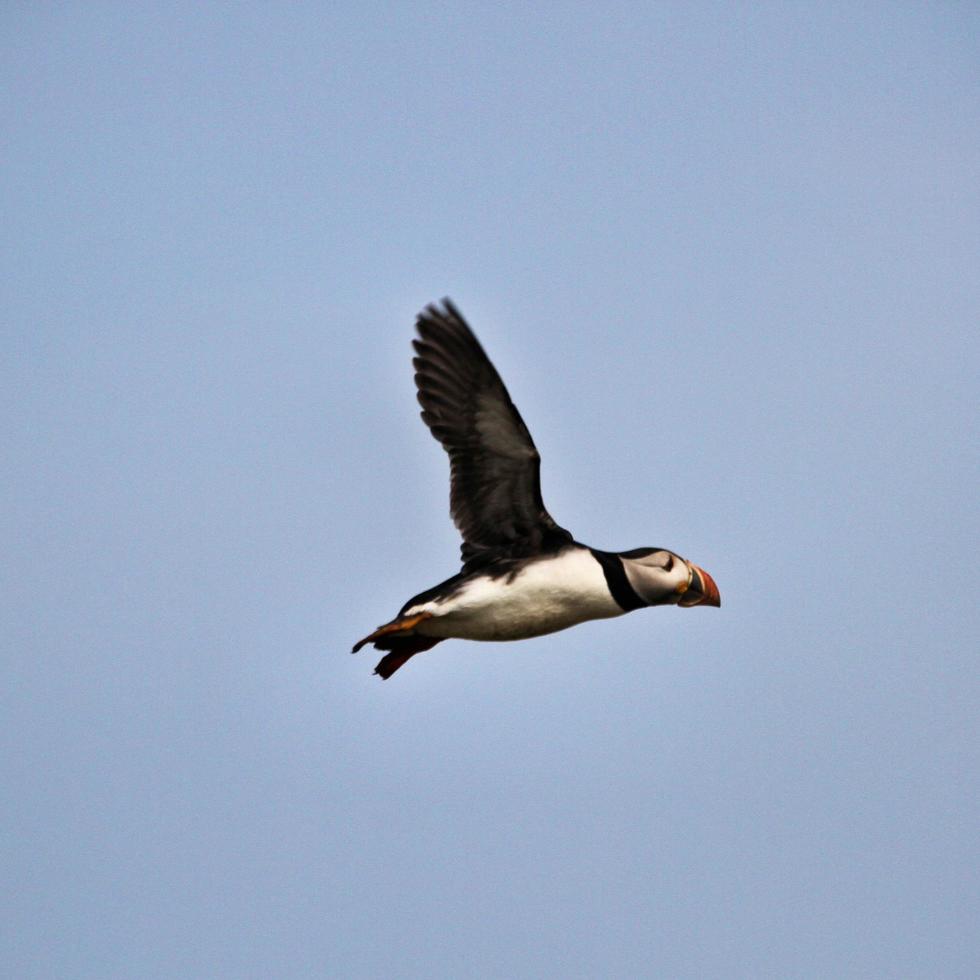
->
[678,563,721,607]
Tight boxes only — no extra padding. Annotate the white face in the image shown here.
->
[620,548,692,605]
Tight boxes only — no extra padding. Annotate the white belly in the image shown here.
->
[407,548,625,642]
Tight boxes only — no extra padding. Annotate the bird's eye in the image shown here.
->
[662,554,673,572]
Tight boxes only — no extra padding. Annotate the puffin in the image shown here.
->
[353,299,720,679]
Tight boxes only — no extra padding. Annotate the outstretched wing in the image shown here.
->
[413,299,572,569]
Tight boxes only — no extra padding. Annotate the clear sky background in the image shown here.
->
[3,4,978,978]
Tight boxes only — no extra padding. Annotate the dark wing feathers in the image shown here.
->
[414,299,572,568]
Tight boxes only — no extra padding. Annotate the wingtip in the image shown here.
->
[416,297,467,333]
[417,298,449,322]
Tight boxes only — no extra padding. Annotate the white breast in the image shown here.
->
[408,548,625,642]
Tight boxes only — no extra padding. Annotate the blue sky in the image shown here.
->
[3,4,978,978]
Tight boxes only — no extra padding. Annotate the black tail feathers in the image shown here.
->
[372,635,443,679]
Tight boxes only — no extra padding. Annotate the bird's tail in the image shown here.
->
[351,611,443,679]
[371,634,443,679]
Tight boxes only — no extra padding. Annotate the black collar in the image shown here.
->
[589,549,647,612]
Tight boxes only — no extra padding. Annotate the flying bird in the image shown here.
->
[353,300,720,678]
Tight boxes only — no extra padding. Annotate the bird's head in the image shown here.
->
[619,548,721,608]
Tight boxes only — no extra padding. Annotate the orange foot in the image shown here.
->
[351,611,433,653]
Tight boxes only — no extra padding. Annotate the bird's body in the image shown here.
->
[353,300,720,678]
[398,546,625,643]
